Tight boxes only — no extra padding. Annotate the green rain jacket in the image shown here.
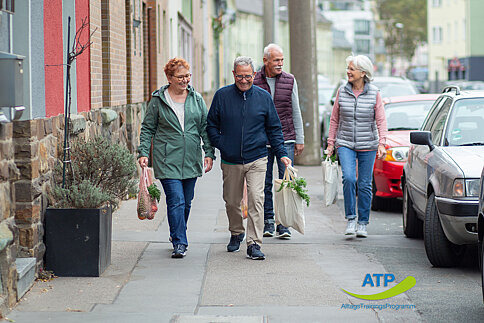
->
[137,85,215,180]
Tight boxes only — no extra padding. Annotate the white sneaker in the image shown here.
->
[356,224,368,237]
[345,220,357,235]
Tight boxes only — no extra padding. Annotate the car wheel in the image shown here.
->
[402,181,423,238]
[424,192,465,267]
[371,178,383,211]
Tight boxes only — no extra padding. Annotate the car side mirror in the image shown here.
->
[330,97,335,106]
[410,131,435,151]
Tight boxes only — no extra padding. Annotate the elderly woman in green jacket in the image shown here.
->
[138,58,215,258]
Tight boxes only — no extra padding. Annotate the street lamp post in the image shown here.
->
[395,22,404,76]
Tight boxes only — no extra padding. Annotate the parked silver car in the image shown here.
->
[477,166,484,302]
[402,86,484,267]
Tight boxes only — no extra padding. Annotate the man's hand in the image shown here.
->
[295,144,304,156]
[204,157,213,173]
[280,156,292,167]
[138,156,148,168]
[377,144,387,160]
[325,145,334,157]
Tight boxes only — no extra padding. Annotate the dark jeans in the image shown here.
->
[264,143,295,223]
[160,178,197,247]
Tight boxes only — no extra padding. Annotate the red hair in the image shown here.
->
[164,57,190,77]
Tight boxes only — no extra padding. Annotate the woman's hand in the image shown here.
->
[204,157,213,173]
[377,144,387,160]
[138,157,148,168]
[326,145,334,157]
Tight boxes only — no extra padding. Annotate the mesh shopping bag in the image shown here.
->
[137,167,158,220]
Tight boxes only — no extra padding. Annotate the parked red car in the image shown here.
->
[371,94,440,210]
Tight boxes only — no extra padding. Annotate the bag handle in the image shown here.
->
[142,167,152,188]
[283,165,298,182]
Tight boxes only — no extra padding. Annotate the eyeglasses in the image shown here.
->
[346,67,361,72]
[172,73,191,81]
[235,74,254,81]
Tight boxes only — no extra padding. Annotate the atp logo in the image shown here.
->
[342,274,416,300]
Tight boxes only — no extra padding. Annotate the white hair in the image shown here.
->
[263,43,283,58]
[233,56,254,72]
[346,55,374,82]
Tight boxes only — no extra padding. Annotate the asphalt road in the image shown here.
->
[361,199,484,323]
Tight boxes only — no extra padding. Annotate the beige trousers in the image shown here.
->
[221,157,268,246]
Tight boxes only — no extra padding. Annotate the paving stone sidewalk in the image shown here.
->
[6,163,422,323]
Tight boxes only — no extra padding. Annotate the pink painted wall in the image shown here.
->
[75,0,90,112]
[44,0,65,117]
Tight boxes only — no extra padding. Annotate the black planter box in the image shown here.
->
[44,206,112,277]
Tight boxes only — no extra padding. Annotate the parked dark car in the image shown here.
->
[402,86,484,267]
[477,166,484,302]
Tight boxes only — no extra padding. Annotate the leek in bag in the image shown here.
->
[274,165,307,234]
[322,156,339,207]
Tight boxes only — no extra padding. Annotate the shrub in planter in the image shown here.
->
[45,136,137,276]
[50,136,137,209]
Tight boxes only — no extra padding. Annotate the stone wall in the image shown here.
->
[0,122,19,314]
[0,102,146,317]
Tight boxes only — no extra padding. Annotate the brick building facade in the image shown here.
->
[0,0,214,317]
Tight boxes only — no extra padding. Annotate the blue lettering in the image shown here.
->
[384,274,395,286]
[362,274,374,287]
[373,273,383,287]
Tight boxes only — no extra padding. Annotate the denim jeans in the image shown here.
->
[264,142,295,223]
[160,178,197,247]
[337,146,377,225]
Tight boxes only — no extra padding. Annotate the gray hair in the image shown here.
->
[263,43,283,58]
[233,56,254,72]
[345,55,374,82]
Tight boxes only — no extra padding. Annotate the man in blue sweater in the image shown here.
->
[207,56,291,260]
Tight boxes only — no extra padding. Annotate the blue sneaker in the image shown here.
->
[263,222,275,237]
[246,243,265,260]
[171,244,187,258]
[227,233,245,252]
[276,224,291,239]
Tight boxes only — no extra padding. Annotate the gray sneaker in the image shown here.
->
[345,219,357,235]
[356,224,368,238]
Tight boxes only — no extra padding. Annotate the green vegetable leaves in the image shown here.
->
[277,176,310,207]
[322,153,337,163]
[147,183,161,202]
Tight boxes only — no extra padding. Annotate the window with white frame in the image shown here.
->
[432,0,441,7]
[178,16,192,66]
[355,39,370,54]
[354,19,370,35]
[432,26,442,43]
